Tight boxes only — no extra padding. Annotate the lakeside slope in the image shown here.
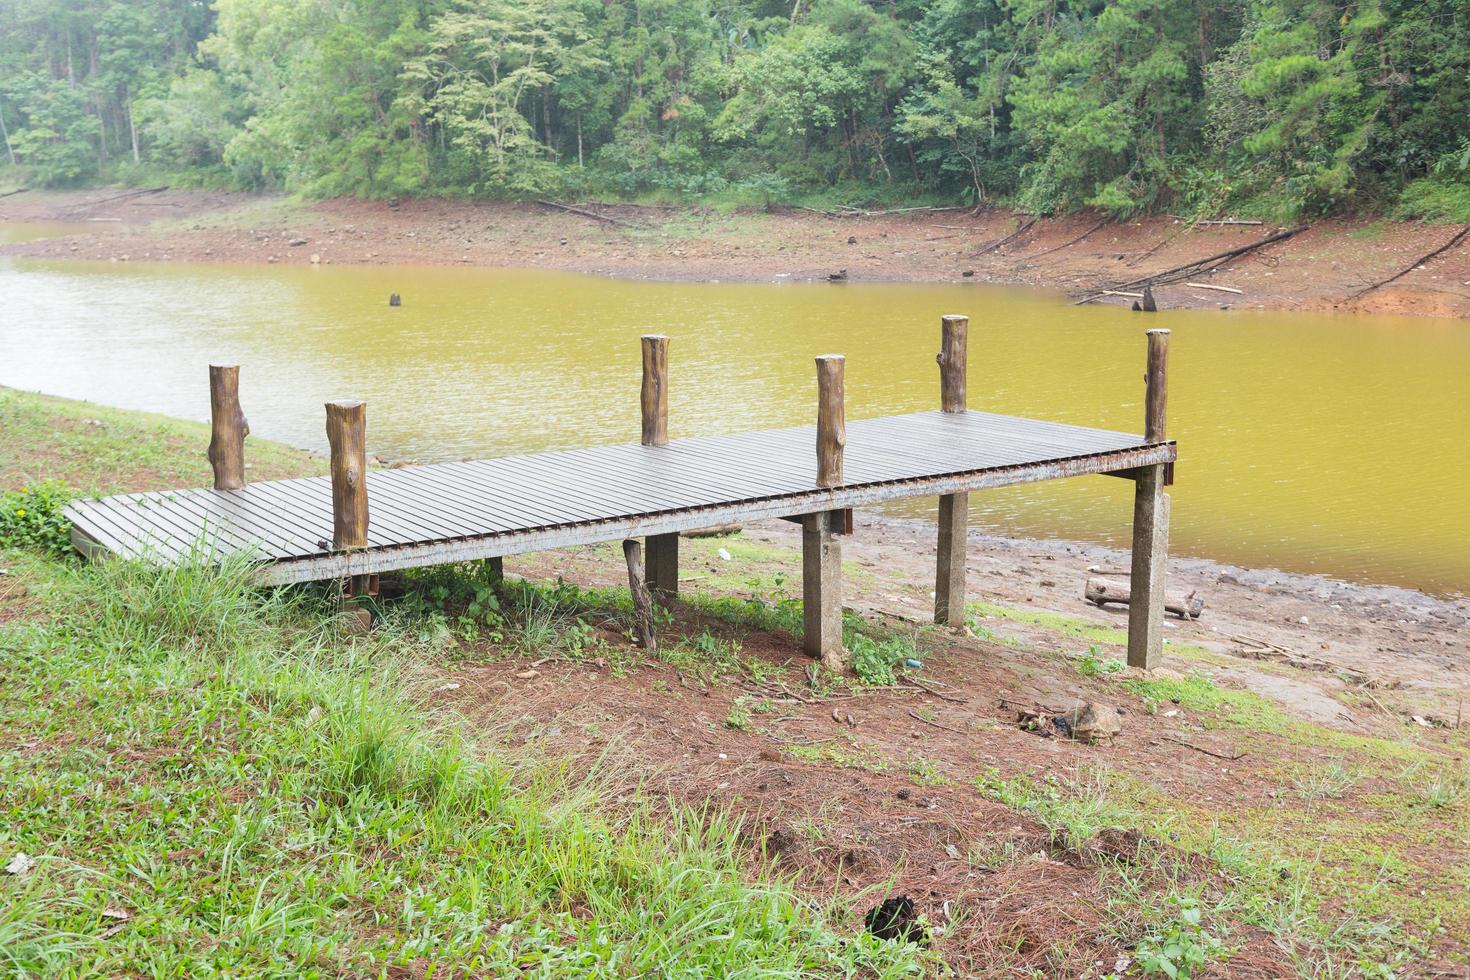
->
[3,386,1468,973]
[5,189,1470,318]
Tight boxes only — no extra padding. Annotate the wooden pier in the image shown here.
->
[64,318,1178,670]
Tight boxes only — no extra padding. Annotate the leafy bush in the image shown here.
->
[848,631,908,686]
[0,481,73,557]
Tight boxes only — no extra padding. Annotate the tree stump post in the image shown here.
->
[815,355,845,488]
[207,365,249,491]
[640,334,670,447]
[641,334,679,598]
[488,556,504,583]
[325,401,368,552]
[1128,329,1172,670]
[623,538,657,652]
[934,315,969,627]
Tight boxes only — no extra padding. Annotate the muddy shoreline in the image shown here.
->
[5,188,1470,317]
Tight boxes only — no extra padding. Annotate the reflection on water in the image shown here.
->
[2,248,1466,595]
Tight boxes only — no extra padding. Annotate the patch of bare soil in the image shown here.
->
[415,516,1469,974]
[6,190,1470,317]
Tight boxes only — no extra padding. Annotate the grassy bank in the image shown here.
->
[0,387,929,975]
[4,386,1468,976]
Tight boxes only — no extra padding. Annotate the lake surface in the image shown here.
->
[2,228,1466,596]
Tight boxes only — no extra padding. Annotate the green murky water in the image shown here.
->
[2,228,1466,595]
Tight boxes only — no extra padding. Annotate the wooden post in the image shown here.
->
[1144,328,1169,442]
[623,539,657,652]
[325,401,368,551]
[934,315,969,626]
[641,334,679,598]
[936,314,968,413]
[206,365,249,491]
[640,334,670,447]
[815,355,845,487]
[802,511,845,672]
[488,556,504,583]
[1128,330,1172,669]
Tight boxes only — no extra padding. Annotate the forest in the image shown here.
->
[2,0,1470,220]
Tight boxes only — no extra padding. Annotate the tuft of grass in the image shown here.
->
[0,553,933,976]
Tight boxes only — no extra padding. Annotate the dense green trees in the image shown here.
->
[2,0,1469,218]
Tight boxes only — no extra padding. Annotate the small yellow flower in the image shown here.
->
[15,508,25,517]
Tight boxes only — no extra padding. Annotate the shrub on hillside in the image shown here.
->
[0,480,73,556]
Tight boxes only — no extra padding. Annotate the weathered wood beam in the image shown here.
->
[815,354,845,488]
[325,401,368,552]
[623,538,657,652]
[802,510,844,672]
[934,313,970,627]
[206,365,249,491]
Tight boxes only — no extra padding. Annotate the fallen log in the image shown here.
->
[1124,228,1185,267]
[0,187,28,199]
[1347,224,1470,301]
[66,185,167,213]
[536,199,635,228]
[973,217,1037,257]
[1085,576,1204,620]
[1024,217,1109,260]
[1076,226,1303,304]
[1183,281,1243,294]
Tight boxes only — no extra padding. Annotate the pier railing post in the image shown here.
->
[207,365,249,491]
[1128,328,1171,670]
[641,334,679,599]
[815,354,845,488]
[805,354,847,672]
[934,315,969,628]
[325,401,369,552]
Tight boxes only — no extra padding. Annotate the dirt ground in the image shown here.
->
[425,516,1470,976]
[5,188,1470,317]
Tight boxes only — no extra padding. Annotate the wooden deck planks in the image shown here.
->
[65,409,1175,583]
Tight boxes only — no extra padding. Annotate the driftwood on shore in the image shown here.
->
[801,204,970,218]
[1085,576,1204,620]
[1023,217,1109,260]
[1347,224,1470,301]
[1076,226,1303,305]
[536,199,636,228]
[65,186,167,214]
[973,217,1037,257]
[0,187,28,200]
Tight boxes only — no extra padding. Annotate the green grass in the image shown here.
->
[965,599,1127,647]
[0,552,932,976]
[0,386,321,496]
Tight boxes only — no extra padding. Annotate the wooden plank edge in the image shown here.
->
[253,443,1176,585]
